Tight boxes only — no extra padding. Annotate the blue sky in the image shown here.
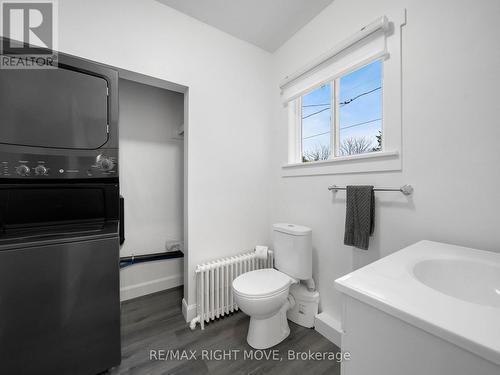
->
[301,83,331,156]
[301,59,382,157]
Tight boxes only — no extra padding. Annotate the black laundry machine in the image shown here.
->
[0,40,122,375]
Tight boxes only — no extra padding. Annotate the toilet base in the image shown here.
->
[246,307,290,349]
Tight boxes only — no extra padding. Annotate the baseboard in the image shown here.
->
[314,312,343,348]
[120,274,183,301]
[182,298,197,323]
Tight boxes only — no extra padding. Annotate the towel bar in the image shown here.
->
[328,184,414,195]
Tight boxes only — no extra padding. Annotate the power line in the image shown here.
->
[301,86,381,120]
[302,103,330,108]
[340,118,381,131]
[302,107,330,120]
[303,130,330,140]
[303,118,381,140]
[340,87,381,106]
[340,77,380,97]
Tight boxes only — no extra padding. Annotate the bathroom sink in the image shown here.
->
[413,258,500,308]
[336,241,500,367]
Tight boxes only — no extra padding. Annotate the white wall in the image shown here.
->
[57,0,273,310]
[53,0,500,329]
[119,79,184,301]
[270,0,500,328]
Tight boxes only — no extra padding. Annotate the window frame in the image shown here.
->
[299,81,334,162]
[298,58,384,163]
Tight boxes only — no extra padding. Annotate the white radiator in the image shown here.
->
[189,250,273,330]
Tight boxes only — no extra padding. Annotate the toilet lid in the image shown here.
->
[232,268,293,297]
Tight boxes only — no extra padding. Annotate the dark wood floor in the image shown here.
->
[110,287,340,375]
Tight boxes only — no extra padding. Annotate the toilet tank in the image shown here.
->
[273,223,312,280]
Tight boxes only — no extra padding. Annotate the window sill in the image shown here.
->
[282,150,400,177]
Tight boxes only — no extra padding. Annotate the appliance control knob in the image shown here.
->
[16,165,30,176]
[96,155,115,171]
[100,158,114,171]
[34,165,48,175]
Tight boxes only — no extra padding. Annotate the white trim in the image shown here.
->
[333,77,340,157]
[288,99,302,163]
[380,54,386,151]
[314,312,343,348]
[182,298,197,323]
[117,67,187,94]
[283,150,399,168]
[282,151,400,177]
[280,16,389,89]
[120,274,183,301]
[298,97,304,162]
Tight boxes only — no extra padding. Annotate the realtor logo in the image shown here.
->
[1,0,58,68]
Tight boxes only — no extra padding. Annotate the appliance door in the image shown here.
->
[0,235,121,375]
[0,67,109,149]
[0,182,119,240]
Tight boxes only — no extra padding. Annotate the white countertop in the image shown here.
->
[335,240,500,366]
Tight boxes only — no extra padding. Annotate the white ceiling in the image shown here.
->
[155,0,334,52]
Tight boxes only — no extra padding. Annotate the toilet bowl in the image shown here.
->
[233,223,313,349]
[233,268,296,349]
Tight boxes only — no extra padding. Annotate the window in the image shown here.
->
[282,11,405,176]
[301,83,332,162]
[299,59,383,163]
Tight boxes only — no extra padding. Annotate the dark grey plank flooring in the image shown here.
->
[110,287,340,375]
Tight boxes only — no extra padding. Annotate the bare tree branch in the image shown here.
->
[302,134,379,162]
[339,136,373,156]
[303,144,330,162]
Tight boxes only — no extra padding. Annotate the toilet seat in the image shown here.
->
[232,268,294,298]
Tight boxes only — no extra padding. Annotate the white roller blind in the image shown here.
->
[280,17,390,104]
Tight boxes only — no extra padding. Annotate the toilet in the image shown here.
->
[232,223,312,349]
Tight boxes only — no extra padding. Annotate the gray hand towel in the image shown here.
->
[344,185,375,250]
